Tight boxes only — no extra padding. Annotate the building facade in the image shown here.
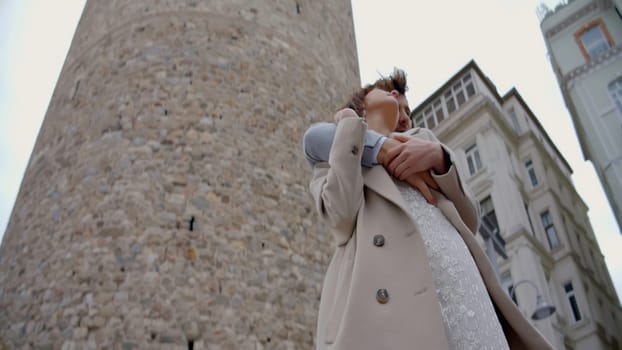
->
[0,1,359,348]
[411,61,622,349]
[540,0,622,234]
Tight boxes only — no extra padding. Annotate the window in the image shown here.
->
[443,72,475,115]
[415,113,424,128]
[575,19,614,61]
[423,106,435,129]
[608,77,622,117]
[433,100,445,124]
[415,99,448,130]
[580,26,610,59]
[454,81,466,105]
[463,73,475,98]
[412,72,476,129]
[525,159,538,187]
[465,143,483,175]
[564,281,583,322]
[444,90,456,114]
[501,272,517,304]
[541,210,560,250]
[480,196,500,234]
[508,107,521,133]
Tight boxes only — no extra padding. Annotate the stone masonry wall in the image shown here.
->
[0,1,360,349]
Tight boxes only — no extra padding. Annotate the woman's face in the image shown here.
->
[364,88,400,130]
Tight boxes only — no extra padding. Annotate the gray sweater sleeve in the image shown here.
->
[302,122,386,168]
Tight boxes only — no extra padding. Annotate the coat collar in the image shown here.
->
[362,166,415,221]
[361,127,422,216]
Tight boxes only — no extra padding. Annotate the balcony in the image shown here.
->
[564,43,622,83]
[537,0,578,22]
[538,0,612,24]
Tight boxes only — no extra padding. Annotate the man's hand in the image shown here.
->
[376,137,441,205]
[384,134,446,179]
[333,108,359,123]
[405,171,440,205]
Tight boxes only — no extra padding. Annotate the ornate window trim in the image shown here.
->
[574,18,615,62]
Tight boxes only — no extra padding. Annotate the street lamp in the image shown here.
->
[510,279,556,320]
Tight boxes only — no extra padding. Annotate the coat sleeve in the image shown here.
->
[415,128,481,234]
[302,121,386,168]
[308,118,367,246]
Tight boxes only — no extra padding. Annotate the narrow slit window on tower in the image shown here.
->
[296,2,300,14]
[189,216,195,231]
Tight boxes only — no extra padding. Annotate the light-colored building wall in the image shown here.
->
[411,60,622,350]
[540,0,622,234]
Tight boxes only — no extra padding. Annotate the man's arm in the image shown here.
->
[303,122,386,168]
[303,122,441,205]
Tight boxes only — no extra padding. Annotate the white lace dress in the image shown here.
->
[396,181,510,350]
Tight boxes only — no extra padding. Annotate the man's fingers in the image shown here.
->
[420,184,437,206]
[411,178,436,206]
[394,162,417,180]
[394,162,410,180]
[420,172,440,190]
[397,165,420,180]
[385,143,405,166]
[406,173,438,206]
[387,147,407,172]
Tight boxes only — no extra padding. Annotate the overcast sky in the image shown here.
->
[1,0,621,298]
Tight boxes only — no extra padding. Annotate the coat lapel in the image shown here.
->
[362,166,415,222]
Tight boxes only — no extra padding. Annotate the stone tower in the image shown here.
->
[0,1,359,348]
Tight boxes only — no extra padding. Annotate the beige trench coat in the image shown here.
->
[309,118,553,350]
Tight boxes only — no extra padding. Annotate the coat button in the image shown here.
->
[376,289,389,304]
[373,234,385,247]
[351,145,359,155]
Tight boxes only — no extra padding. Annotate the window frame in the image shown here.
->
[574,18,615,62]
[423,106,435,129]
[412,72,476,129]
[563,281,583,323]
[480,196,500,234]
[525,159,539,187]
[465,143,483,176]
[541,210,561,250]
